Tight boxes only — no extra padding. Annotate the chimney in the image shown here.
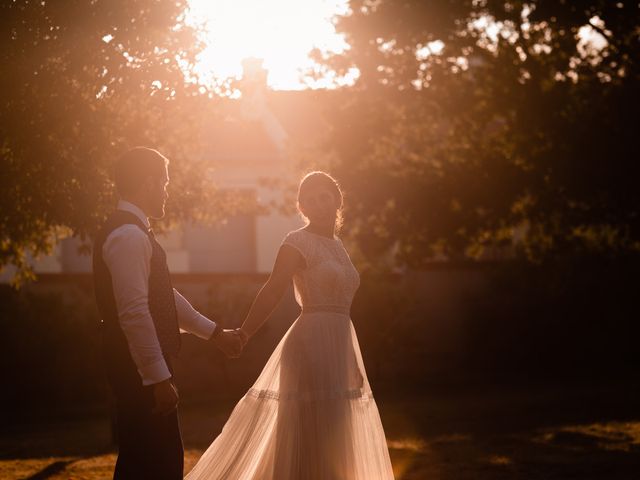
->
[239,57,268,120]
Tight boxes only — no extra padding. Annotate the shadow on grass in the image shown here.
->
[24,459,77,480]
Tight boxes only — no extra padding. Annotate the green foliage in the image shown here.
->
[316,1,640,265]
[0,0,230,283]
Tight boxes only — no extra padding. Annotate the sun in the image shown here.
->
[184,0,357,92]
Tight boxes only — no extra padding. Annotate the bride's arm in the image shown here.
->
[238,244,305,342]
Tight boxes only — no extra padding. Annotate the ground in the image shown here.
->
[2,381,639,479]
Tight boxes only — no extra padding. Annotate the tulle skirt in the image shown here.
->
[185,311,395,479]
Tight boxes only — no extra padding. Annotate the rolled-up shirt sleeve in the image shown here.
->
[103,225,171,386]
[174,289,217,339]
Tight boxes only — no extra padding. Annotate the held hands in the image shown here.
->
[212,328,247,358]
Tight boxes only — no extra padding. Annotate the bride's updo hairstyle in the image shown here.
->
[297,171,344,231]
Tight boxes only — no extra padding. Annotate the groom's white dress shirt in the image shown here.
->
[102,200,217,386]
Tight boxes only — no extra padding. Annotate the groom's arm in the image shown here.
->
[103,225,171,386]
[173,289,217,339]
[173,290,242,357]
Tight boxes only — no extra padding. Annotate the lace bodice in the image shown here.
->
[282,229,360,311]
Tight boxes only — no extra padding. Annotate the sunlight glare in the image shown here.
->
[185,0,353,91]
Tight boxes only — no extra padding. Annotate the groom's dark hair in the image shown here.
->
[114,147,169,196]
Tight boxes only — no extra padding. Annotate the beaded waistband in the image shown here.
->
[301,305,351,316]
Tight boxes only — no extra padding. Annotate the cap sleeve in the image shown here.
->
[281,230,306,260]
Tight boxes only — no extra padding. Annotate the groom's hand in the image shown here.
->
[152,378,179,416]
[212,329,243,358]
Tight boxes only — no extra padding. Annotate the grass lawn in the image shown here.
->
[2,381,639,479]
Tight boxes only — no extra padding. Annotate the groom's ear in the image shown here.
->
[139,174,155,194]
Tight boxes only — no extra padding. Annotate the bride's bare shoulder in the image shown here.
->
[283,228,308,241]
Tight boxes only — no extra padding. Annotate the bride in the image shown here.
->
[186,171,395,479]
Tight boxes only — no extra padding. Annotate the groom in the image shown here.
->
[93,147,243,479]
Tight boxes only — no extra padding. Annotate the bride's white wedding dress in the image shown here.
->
[185,229,395,479]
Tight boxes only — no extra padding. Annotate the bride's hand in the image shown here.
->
[212,329,244,358]
[236,328,249,347]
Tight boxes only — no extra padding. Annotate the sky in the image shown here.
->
[184,0,356,91]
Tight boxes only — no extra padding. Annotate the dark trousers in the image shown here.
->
[113,401,183,480]
[102,329,183,480]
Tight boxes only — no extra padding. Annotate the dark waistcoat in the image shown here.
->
[93,210,181,373]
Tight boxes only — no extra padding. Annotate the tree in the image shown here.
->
[0,0,230,283]
[314,1,640,266]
